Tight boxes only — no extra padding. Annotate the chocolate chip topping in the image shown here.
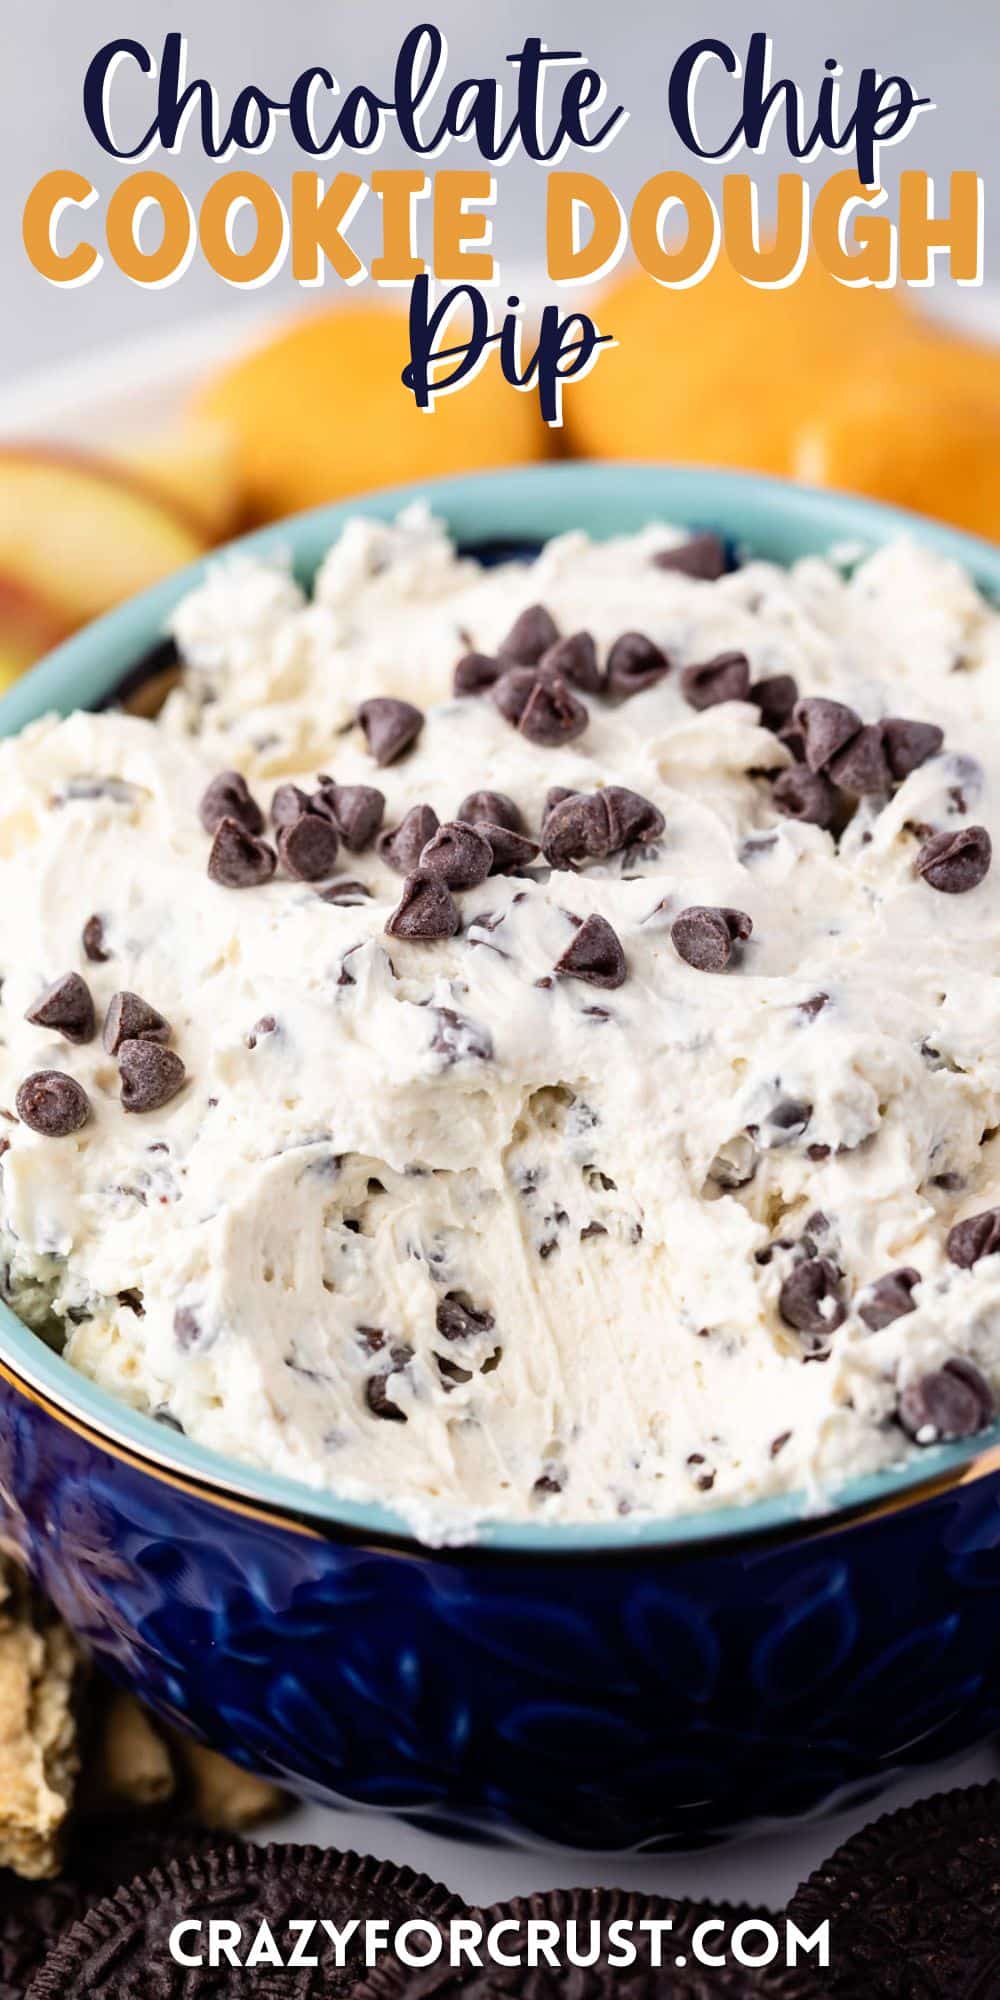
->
[315,782,384,851]
[882,716,945,781]
[680,650,751,711]
[899,1357,996,1442]
[916,824,992,893]
[15,1070,91,1137]
[357,696,423,766]
[317,878,370,905]
[82,914,110,963]
[947,1207,1000,1268]
[671,906,752,972]
[385,875,461,941]
[778,1258,847,1336]
[539,631,602,693]
[858,1267,921,1331]
[751,674,799,733]
[653,531,727,580]
[118,1040,186,1113]
[554,913,627,988]
[794,697,863,774]
[377,803,440,875]
[270,782,311,830]
[207,816,277,888]
[772,767,839,829]
[605,631,670,700]
[103,991,171,1057]
[277,812,340,882]
[518,675,589,747]
[198,770,264,837]
[419,821,494,890]
[827,723,892,795]
[478,822,540,873]
[457,790,523,833]
[541,786,664,868]
[454,650,501,695]
[498,603,559,664]
[25,973,95,1045]
[436,1292,495,1341]
[491,665,538,726]
[366,1369,409,1422]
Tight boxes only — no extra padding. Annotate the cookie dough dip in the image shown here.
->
[1,505,999,1541]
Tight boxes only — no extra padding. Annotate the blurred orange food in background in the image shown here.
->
[3,269,1000,690]
[196,304,551,524]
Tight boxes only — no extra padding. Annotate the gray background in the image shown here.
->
[3,0,996,383]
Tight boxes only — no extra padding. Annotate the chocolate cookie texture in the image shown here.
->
[787,1782,1000,1998]
[26,1844,461,2000]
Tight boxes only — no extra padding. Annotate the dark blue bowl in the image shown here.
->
[3,464,1000,1851]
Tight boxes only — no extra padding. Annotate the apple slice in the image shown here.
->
[0,447,207,629]
[0,571,70,692]
[121,418,245,543]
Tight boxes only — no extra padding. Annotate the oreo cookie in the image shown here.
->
[788,1780,1000,1996]
[26,1841,461,1998]
[357,1886,817,1997]
[1,1816,199,2000]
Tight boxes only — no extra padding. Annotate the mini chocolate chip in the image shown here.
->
[318,879,371,906]
[458,790,522,833]
[653,532,727,580]
[436,1291,495,1341]
[419,821,493,889]
[357,697,423,766]
[103,991,171,1057]
[778,1258,846,1336]
[518,675,589,747]
[794,697,863,774]
[917,825,992,894]
[947,1207,1000,1268]
[117,1287,144,1316]
[770,1431,792,1458]
[772,767,839,829]
[882,717,945,781]
[246,1014,276,1049]
[858,1267,921,1331]
[539,631,602,693]
[603,786,665,851]
[366,1372,408,1422]
[82,914,110,963]
[751,674,799,732]
[492,665,539,726]
[271,783,312,829]
[828,723,893,795]
[543,786,576,825]
[385,875,461,941]
[605,631,670,700]
[207,816,277,888]
[767,1099,813,1142]
[199,770,264,837]
[321,783,384,851]
[799,992,829,1020]
[454,651,501,695]
[377,803,440,875]
[15,1070,90,1137]
[174,1306,202,1348]
[477,822,540,873]
[278,811,340,882]
[118,1040,186,1113]
[899,1357,996,1442]
[25,973,95,1045]
[680,650,751,711]
[431,1009,493,1062]
[498,603,559,663]
[554,913,627,989]
[671,906,752,973]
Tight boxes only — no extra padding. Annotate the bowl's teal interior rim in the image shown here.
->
[2,459,999,1555]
